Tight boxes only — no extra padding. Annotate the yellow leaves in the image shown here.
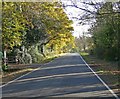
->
[2,2,27,49]
[2,2,75,53]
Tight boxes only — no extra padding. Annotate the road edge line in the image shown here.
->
[0,58,55,88]
[79,54,119,99]
[0,67,40,88]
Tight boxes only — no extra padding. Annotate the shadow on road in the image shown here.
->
[2,53,118,98]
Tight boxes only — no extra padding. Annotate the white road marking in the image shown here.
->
[0,68,40,88]
[1,53,119,99]
[0,59,55,88]
[79,54,119,99]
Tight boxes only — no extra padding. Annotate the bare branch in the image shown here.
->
[63,4,96,15]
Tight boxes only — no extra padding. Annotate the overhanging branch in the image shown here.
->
[63,4,96,15]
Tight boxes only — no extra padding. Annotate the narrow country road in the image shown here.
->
[2,53,119,98]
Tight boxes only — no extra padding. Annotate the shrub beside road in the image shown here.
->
[1,55,58,84]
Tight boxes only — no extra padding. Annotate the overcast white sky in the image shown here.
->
[61,0,100,37]
[72,23,91,37]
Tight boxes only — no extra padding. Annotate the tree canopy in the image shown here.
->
[89,2,120,61]
[2,2,75,63]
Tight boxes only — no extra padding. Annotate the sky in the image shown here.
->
[60,0,119,38]
[72,22,91,37]
[61,0,98,37]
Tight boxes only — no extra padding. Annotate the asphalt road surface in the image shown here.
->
[1,53,119,98]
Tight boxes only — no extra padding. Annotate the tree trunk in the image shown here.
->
[3,49,7,66]
[41,45,46,57]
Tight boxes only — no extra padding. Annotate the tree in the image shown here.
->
[2,2,75,64]
[36,2,74,54]
[2,2,28,65]
[90,2,120,60]
[20,2,74,56]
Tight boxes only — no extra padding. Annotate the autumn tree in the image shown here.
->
[2,2,28,65]
[2,2,74,63]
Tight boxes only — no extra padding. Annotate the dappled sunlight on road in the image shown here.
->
[59,53,80,57]
[40,64,87,70]
[12,72,96,83]
[3,67,114,97]
[3,74,113,97]
[3,79,114,97]
[2,53,117,98]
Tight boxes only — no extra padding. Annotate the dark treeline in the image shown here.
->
[75,2,120,61]
[90,2,120,61]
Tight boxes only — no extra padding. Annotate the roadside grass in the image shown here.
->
[1,68,34,84]
[1,55,59,84]
[41,55,59,64]
[80,52,119,95]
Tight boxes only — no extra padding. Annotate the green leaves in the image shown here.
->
[2,2,74,55]
[90,2,120,61]
[2,2,27,49]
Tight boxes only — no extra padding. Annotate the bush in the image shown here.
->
[28,46,44,63]
[2,64,8,72]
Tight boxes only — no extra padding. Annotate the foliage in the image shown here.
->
[2,2,74,63]
[2,2,27,49]
[75,36,93,52]
[28,45,44,63]
[90,2,120,61]
[2,64,8,72]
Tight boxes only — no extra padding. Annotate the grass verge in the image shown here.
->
[80,52,120,96]
[1,55,58,84]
